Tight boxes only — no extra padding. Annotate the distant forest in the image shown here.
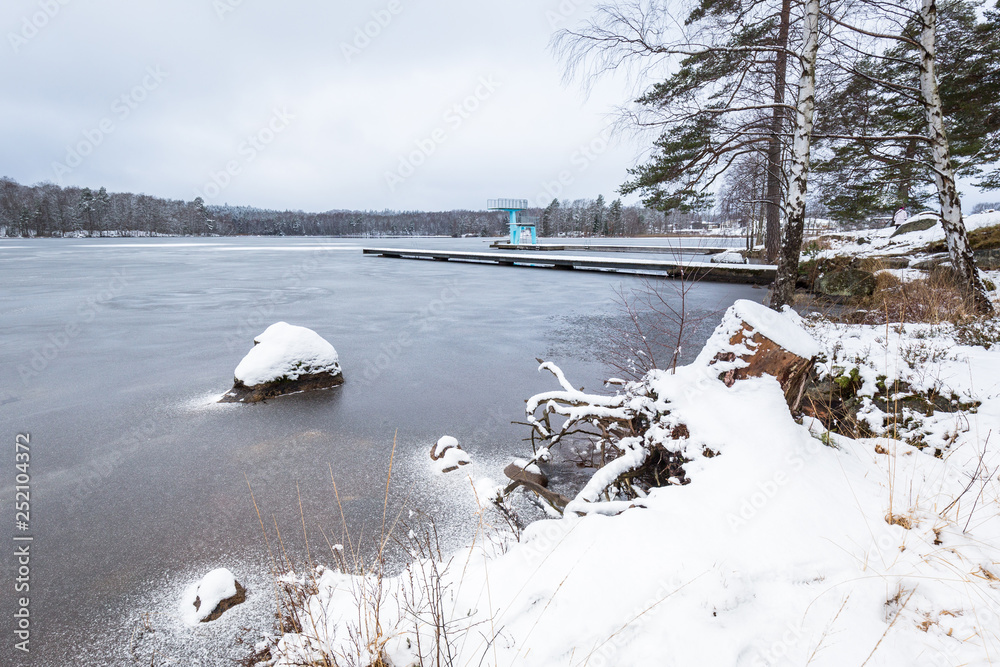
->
[0,178,718,238]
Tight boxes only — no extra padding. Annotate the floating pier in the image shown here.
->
[362,247,775,284]
[489,242,735,254]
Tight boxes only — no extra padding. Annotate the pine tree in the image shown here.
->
[556,0,797,258]
[607,198,623,237]
[814,0,1000,221]
[541,198,559,237]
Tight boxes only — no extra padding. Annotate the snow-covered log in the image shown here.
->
[518,300,819,514]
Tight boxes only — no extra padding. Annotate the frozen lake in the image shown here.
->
[0,236,756,665]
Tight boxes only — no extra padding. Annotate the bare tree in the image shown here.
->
[552,0,801,250]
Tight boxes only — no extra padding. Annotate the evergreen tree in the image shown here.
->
[591,194,606,236]
[77,187,95,233]
[607,198,623,237]
[541,198,559,237]
[814,0,1000,221]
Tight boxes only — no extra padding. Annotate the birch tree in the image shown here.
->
[822,0,995,313]
[917,0,994,313]
[769,0,822,309]
[813,0,1000,222]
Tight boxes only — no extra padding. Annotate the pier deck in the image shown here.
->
[489,242,735,254]
[362,247,775,284]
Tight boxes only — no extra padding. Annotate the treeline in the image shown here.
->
[0,178,507,238]
[0,178,725,239]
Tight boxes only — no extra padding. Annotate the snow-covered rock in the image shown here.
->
[430,435,471,473]
[220,322,343,403]
[709,249,748,264]
[180,567,246,624]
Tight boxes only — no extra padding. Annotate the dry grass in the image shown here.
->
[839,267,980,325]
[925,223,1000,252]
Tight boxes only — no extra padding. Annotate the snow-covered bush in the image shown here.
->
[522,300,819,515]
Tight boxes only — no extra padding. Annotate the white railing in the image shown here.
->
[487,198,528,210]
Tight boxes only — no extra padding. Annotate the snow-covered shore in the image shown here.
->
[813,209,1000,260]
[265,303,1000,667]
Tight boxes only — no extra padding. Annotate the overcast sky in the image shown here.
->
[0,0,648,213]
[3,1,996,214]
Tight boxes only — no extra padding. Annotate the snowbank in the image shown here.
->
[233,322,341,386]
[270,314,1000,667]
[817,209,1000,260]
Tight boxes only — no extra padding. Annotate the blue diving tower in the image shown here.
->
[488,198,537,245]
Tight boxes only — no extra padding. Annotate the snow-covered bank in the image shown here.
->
[815,209,1000,260]
[267,307,1000,667]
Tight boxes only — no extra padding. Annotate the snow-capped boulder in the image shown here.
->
[220,322,344,403]
[430,435,471,473]
[890,214,938,237]
[180,567,246,624]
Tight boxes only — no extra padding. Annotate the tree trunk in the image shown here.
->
[764,0,793,263]
[769,0,821,311]
[918,0,995,314]
[896,138,916,207]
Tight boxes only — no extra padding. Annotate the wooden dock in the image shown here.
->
[362,248,775,284]
[489,242,735,254]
